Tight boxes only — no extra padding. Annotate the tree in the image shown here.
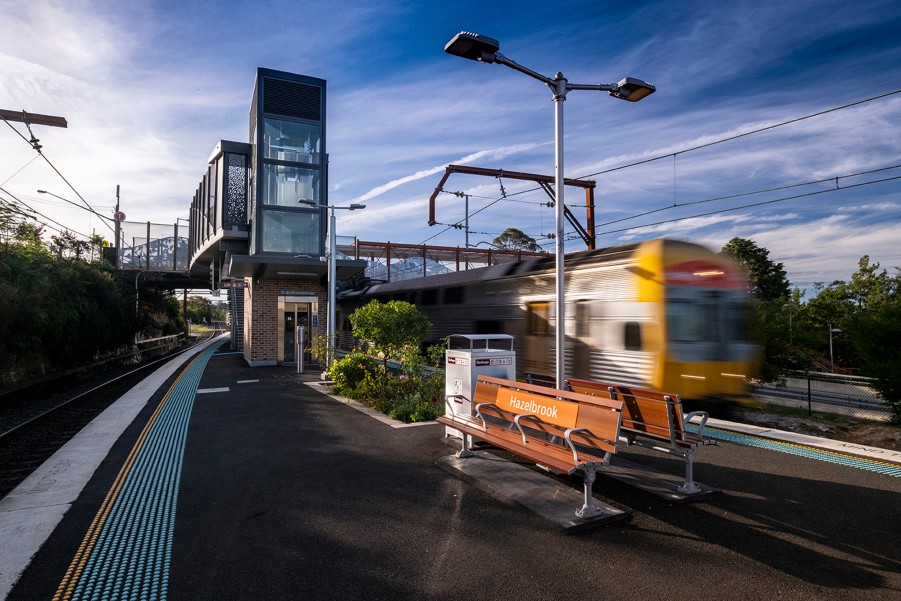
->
[805,257,898,370]
[348,300,431,366]
[492,228,541,252]
[720,237,790,302]
[186,295,213,324]
[851,298,901,423]
[718,238,794,379]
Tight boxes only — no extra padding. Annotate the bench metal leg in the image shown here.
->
[456,432,474,459]
[677,450,702,494]
[575,467,603,519]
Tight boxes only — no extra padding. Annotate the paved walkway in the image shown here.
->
[3,342,900,600]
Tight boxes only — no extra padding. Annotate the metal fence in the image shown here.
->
[117,220,188,271]
[753,370,892,422]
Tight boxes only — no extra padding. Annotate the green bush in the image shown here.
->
[328,352,383,397]
[385,372,443,422]
[326,301,444,423]
[326,351,443,423]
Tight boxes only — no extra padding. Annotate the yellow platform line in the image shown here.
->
[51,354,201,601]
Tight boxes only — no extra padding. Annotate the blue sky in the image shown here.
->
[2,0,900,295]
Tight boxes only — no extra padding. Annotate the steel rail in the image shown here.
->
[0,335,214,442]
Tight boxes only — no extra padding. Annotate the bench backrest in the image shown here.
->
[565,378,687,441]
[475,375,623,453]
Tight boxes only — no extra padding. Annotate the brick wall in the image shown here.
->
[243,276,327,366]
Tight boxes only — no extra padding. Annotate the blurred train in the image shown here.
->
[337,238,759,402]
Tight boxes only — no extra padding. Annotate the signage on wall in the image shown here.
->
[219,280,247,289]
[279,290,312,296]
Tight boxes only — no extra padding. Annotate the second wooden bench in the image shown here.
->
[566,378,712,494]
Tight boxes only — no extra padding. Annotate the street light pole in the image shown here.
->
[552,72,567,390]
[829,324,841,370]
[444,31,655,389]
[328,207,337,367]
[299,199,365,370]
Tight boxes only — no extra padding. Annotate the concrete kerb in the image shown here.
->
[303,381,438,429]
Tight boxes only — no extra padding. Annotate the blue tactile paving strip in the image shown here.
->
[52,342,222,601]
[695,425,901,477]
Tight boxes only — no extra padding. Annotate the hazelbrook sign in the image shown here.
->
[494,388,580,429]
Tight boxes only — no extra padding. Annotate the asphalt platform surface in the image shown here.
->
[3,344,900,601]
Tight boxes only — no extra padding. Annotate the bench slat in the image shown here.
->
[437,414,607,474]
[565,377,712,495]
[566,378,695,446]
[442,374,628,518]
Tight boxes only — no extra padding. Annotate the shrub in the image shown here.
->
[328,352,383,398]
[328,301,444,423]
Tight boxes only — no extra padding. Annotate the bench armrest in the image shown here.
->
[684,410,709,437]
[444,394,469,414]
[563,427,612,465]
[513,413,542,445]
[475,402,504,428]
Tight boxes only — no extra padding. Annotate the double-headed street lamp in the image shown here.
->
[445,31,655,389]
[299,200,366,368]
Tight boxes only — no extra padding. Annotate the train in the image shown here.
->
[337,238,759,402]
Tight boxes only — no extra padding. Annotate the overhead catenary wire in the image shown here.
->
[581,88,901,181]
[597,163,901,229]
[424,89,901,248]
[1,154,41,187]
[536,172,901,247]
[0,186,94,240]
[1,114,115,235]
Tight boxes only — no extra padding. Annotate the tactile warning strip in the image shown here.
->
[700,426,901,477]
[52,342,222,601]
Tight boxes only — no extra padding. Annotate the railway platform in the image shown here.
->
[2,335,900,601]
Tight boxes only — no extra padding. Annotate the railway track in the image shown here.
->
[0,336,214,500]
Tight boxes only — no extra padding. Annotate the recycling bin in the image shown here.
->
[444,334,516,438]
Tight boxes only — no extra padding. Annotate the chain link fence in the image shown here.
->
[752,371,892,421]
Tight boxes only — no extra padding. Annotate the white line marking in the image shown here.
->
[196,387,230,394]
[236,379,259,384]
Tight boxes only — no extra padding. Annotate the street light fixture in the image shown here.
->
[299,199,366,368]
[445,31,655,389]
[37,189,116,235]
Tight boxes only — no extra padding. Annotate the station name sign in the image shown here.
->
[218,280,246,289]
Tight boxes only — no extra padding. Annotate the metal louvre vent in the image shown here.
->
[262,78,321,121]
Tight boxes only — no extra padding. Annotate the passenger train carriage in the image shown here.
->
[337,238,758,402]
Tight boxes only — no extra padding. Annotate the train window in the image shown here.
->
[526,302,550,336]
[392,292,407,301]
[624,322,642,351]
[576,301,590,338]
[420,289,438,305]
[475,320,502,334]
[444,286,465,305]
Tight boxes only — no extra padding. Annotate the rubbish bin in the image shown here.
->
[444,334,516,438]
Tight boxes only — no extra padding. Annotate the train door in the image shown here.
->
[523,301,552,375]
[278,296,318,365]
[572,300,591,378]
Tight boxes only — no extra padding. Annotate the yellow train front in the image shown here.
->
[337,238,759,403]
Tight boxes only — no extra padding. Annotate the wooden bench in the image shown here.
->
[437,375,624,519]
[523,372,556,388]
[565,378,711,495]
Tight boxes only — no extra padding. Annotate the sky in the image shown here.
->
[2,0,900,296]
